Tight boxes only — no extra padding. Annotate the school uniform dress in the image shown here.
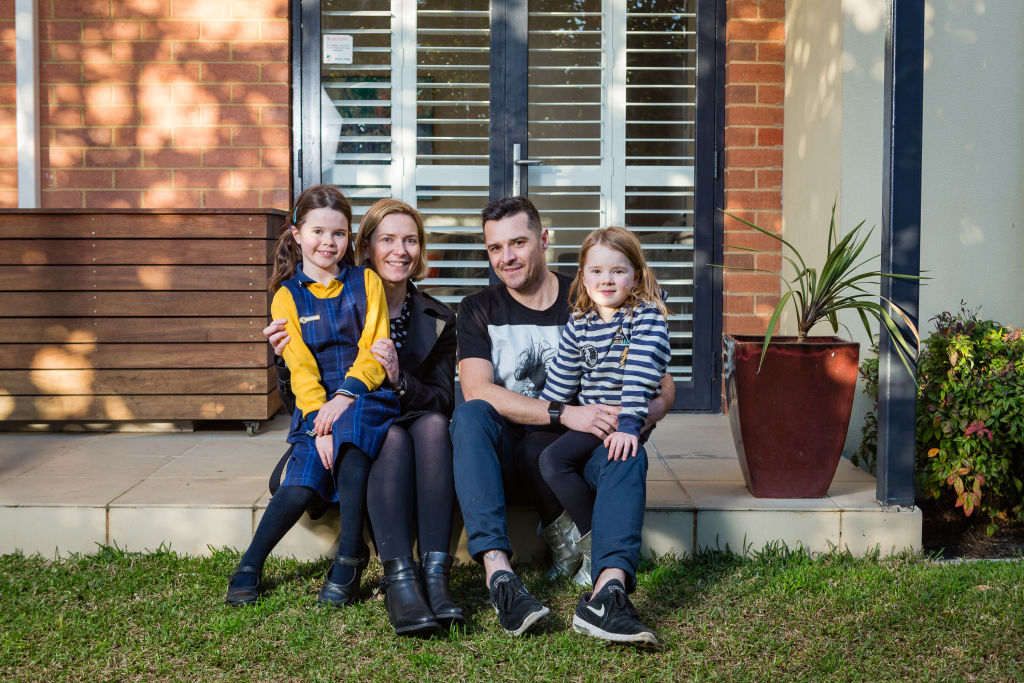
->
[273,264,399,503]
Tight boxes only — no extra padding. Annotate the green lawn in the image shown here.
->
[1,546,1022,681]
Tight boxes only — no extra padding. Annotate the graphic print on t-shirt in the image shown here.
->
[488,324,563,398]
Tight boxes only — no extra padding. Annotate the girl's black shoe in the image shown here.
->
[225,564,262,606]
[317,553,367,607]
[380,556,441,636]
[421,551,466,627]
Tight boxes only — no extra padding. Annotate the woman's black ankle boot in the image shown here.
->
[380,556,440,636]
[421,551,465,627]
[317,553,367,607]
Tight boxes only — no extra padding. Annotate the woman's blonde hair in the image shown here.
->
[269,184,354,291]
[568,226,669,318]
[353,198,430,282]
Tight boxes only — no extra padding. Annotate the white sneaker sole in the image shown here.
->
[496,604,551,636]
[572,614,658,648]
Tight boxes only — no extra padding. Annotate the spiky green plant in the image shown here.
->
[719,199,924,374]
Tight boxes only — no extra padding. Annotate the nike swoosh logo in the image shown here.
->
[586,604,606,618]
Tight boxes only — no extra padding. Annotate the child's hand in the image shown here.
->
[314,395,354,436]
[315,434,335,471]
[604,431,638,461]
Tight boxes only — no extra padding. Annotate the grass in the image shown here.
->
[1,545,1022,681]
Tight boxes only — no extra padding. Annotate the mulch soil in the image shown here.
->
[920,496,1024,560]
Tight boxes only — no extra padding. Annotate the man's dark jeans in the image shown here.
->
[450,399,647,592]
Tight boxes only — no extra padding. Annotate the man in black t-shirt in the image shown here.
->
[451,196,674,646]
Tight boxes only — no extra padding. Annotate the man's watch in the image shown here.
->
[548,400,565,426]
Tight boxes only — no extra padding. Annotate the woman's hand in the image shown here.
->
[370,338,401,387]
[263,318,290,356]
[315,434,335,471]
[313,395,354,436]
[604,431,638,461]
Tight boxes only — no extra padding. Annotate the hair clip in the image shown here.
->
[292,207,298,224]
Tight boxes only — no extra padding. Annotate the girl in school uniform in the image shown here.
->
[226,186,438,635]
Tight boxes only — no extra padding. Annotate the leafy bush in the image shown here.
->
[857,304,1024,534]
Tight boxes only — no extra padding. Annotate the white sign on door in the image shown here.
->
[323,35,353,65]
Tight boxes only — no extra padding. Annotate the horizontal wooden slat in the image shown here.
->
[0,211,286,239]
[0,265,272,291]
[0,343,273,369]
[0,318,271,343]
[0,367,276,395]
[0,392,283,421]
[0,240,274,265]
[0,292,269,317]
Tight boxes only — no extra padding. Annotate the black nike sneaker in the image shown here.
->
[572,578,657,647]
[489,570,550,636]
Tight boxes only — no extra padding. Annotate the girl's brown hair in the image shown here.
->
[353,198,430,281]
[568,226,670,318]
[269,184,354,291]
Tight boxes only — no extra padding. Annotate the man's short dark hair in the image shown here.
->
[481,196,542,234]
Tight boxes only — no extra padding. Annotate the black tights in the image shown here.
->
[367,412,456,561]
[234,443,371,586]
[538,430,602,535]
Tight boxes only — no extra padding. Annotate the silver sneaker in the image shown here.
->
[538,510,583,580]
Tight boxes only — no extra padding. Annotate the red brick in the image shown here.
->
[109,85,140,106]
[109,0,167,18]
[52,1,113,20]
[724,127,756,147]
[261,188,291,207]
[132,85,173,106]
[0,148,16,167]
[171,0,223,19]
[725,294,755,314]
[141,21,201,40]
[727,105,783,126]
[40,189,84,207]
[0,85,12,102]
[232,169,283,188]
[171,83,231,105]
[758,85,784,105]
[726,41,757,62]
[725,84,757,105]
[42,106,84,127]
[41,21,83,41]
[85,190,142,208]
[726,20,785,43]
[759,1,786,20]
[203,189,261,208]
[202,63,260,84]
[204,147,259,167]
[231,42,288,62]
[231,83,288,104]
[727,63,784,85]
[260,147,290,168]
[81,19,142,41]
[82,62,147,83]
[261,106,289,125]
[260,63,290,84]
[115,168,171,188]
[115,126,171,147]
[111,41,172,62]
[174,126,230,147]
[53,169,113,189]
[725,190,780,211]
[43,147,85,168]
[142,188,202,207]
[143,148,203,168]
[723,252,755,270]
[141,105,203,127]
[724,315,770,336]
[727,0,760,20]
[50,40,87,62]
[229,0,289,20]
[40,63,83,83]
[173,41,231,62]
[52,127,112,147]
[232,126,289,147]
[138,63,201,83]
[758,42,786,63]
[724,271,780,294]
[725,230,780,251]
[260,21,289,41]
[756,169,782,188]
[200,21,260,41]
[201,105,259,126]
[86,148,142,167]
[174,168,225,188]
[724,168,756,189]
[726,148,782,168]
[757,128,783,147]
[85,106,140,126]
[755,253,782,273]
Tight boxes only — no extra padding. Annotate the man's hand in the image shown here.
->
[263,318,290,356]
[315,434,335,471]
[313,395,354,436]
[642,373,676,432]
[560,403,620,439]
[604,431,639,461]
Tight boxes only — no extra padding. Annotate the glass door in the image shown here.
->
[297,0,719,409]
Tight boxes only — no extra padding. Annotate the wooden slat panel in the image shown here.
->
[0,392,283,421]
[0,343,273,369]
[0,367,276,395]
[0,212,286,239]
[0,318,270,343]
[0,240,274,265]
[0,292,269,317]
[0,265,272,291]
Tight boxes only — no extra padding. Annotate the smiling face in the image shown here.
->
[290,207,350,283]
[581,243,638,321]
[365,212,421,287]
[484,211,549,293]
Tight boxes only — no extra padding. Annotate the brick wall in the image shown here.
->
[722,0,785,336]
[0,0,290,209]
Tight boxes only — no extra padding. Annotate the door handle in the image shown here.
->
[511,143,543,196]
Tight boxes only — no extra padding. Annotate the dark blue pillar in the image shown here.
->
[877,0,924,507]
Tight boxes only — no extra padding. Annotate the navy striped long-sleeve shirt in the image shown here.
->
[539,301,671,437]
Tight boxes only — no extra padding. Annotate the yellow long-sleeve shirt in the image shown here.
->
[271,267,390,419]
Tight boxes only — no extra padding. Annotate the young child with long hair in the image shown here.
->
[226,185,399,609]
[538,226,672,587]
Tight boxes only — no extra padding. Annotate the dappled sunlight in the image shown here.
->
[0,390,13,420]
[136,266,171,290]
[844,0,886,33]
[101,395,134,420]
[200,401,228,419]
[20,249,47,265]
[958,218,984,246]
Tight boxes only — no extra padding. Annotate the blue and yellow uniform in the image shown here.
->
[273,263,399,502]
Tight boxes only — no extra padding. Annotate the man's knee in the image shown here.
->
[450,398,499,437]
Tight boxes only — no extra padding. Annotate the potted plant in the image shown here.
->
[719,200,920,498]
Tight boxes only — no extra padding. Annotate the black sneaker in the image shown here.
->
[572,579,657,648]
[489,570,550,636]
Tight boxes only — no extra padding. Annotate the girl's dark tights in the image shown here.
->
[368,412,456,560]
[538,430,602,535]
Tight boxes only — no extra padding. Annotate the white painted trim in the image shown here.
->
[604,0,627,225]
[391,0,417,205]
[16,0,40,208]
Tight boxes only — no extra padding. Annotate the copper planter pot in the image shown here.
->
[724,335,860,498]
